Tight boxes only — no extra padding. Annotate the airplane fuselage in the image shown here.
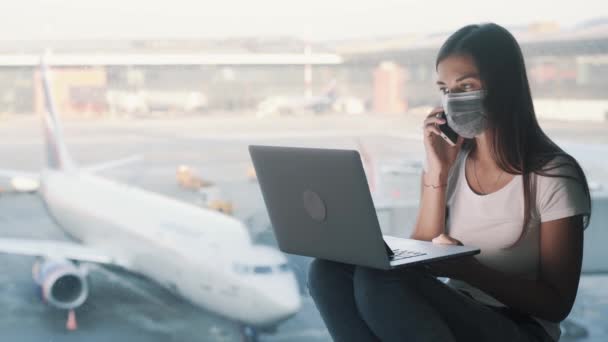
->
[40,169,301,327]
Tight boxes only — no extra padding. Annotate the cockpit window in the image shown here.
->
[234,263,290,274]
[253,266,273,274]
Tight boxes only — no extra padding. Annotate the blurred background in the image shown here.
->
[0,1,607,341]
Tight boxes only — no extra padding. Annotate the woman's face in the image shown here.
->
[436,54,483,95]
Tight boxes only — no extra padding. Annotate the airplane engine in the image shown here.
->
[32,259,89,310]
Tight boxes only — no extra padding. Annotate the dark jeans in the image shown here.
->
[307,259,553,342]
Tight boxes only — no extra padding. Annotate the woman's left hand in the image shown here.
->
[431,233,463,246]
[426,234,482,280]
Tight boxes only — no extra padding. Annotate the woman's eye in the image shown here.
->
[439,88,448,94]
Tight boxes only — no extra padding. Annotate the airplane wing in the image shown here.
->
[1,156,143,176]
[83,154,144,173]
[0,238,129,267]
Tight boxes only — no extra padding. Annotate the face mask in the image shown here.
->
[441,89,487,139]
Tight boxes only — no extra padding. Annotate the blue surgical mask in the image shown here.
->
[441,90,487,138]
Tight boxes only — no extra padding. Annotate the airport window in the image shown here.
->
[1,2,607,342]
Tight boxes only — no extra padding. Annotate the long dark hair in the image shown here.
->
[436,23,591,245]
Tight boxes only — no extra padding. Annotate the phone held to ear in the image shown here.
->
[436,112,459,146]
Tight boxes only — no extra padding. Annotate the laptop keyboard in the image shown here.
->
[390,249,427,260]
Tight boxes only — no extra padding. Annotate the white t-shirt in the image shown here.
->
[444,146,590,341]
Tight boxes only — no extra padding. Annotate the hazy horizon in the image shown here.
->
[1,0,606,42]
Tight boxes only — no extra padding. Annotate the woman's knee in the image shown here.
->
[354,266,418,291]
[353,267,422,313]
[307,258,352,298]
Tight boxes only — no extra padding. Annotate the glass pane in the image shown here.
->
[0,1,606,342]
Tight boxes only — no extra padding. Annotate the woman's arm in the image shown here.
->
[411,172,449,241]
[434,215,583,322]
[411,108,464,241]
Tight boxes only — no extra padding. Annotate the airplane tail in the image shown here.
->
[40,56,76,171]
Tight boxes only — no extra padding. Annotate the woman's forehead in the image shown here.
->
[436,55,480,83]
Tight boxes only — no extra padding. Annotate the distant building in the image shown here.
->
[373,62,407,114]
[0,22,606,119]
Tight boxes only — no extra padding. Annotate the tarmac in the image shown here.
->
[0,113,606,341]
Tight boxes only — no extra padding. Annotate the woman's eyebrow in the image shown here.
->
[436,72,480,85]
[455,73,480,82]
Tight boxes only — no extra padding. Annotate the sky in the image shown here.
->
[2,0,607,41]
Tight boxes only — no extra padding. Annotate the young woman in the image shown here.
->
[307,23,591,342]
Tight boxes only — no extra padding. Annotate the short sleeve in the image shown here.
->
[537,158,590,224]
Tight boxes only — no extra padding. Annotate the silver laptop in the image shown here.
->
[248,145,480,270]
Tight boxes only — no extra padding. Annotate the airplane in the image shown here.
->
[255,80,339,118]
[0,58,301,341]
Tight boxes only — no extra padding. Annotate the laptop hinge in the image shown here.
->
[384,240,394,257]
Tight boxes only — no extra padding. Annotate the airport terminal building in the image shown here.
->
[0,21,607,120]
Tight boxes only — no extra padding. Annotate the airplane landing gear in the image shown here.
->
[241,325,259,342]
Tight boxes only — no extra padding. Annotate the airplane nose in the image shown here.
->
[265,291,301,324]
[256,276,302,323]
[276,289,302,316]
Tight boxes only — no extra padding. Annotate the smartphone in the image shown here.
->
[436,112,459,146]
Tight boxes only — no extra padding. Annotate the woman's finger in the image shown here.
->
[424,124,442,137]
[423,116,446,126]
[426,107,445,118]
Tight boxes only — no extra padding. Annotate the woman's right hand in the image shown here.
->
[422,107,464,181]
